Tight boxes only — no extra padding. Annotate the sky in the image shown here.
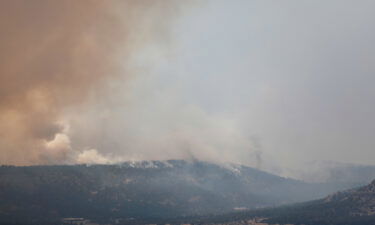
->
[1,0,375,178]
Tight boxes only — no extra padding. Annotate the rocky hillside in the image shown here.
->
[194,180,375,225]
[322,179,375,217]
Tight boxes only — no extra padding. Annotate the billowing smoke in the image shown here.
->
[0,0,183,165]
[3,0,375,176]
[0,0,263,168]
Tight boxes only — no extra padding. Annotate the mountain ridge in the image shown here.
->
[0,160,363,224]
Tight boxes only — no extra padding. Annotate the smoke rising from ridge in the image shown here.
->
[2,0,375,178]
[0,0,183,165]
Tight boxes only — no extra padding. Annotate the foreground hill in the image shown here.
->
[191,180,375,225]
[0,160,357,224]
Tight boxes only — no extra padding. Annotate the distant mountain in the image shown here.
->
[195,180,375,225]
[0,160,360,224]
[294,161,375,185]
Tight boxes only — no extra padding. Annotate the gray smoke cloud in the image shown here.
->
[2,0,375,178]
[160,0,375,174]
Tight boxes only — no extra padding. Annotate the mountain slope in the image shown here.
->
[196,180,375,225]
[0,160,356,224]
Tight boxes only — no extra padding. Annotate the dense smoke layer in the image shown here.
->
[2,0,375,177]
[0,0,180,165]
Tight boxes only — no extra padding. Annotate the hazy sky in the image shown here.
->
[1,0,375,177]
[163,0,375,171]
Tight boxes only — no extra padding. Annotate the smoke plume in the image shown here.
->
[4,0,374,176]
[0,0,181,165]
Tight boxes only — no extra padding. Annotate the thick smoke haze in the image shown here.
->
[0,0,184,165]
[1,0,375,179]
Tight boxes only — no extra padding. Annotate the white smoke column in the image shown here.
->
[43,133,72,164]
[75,149,119,165]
